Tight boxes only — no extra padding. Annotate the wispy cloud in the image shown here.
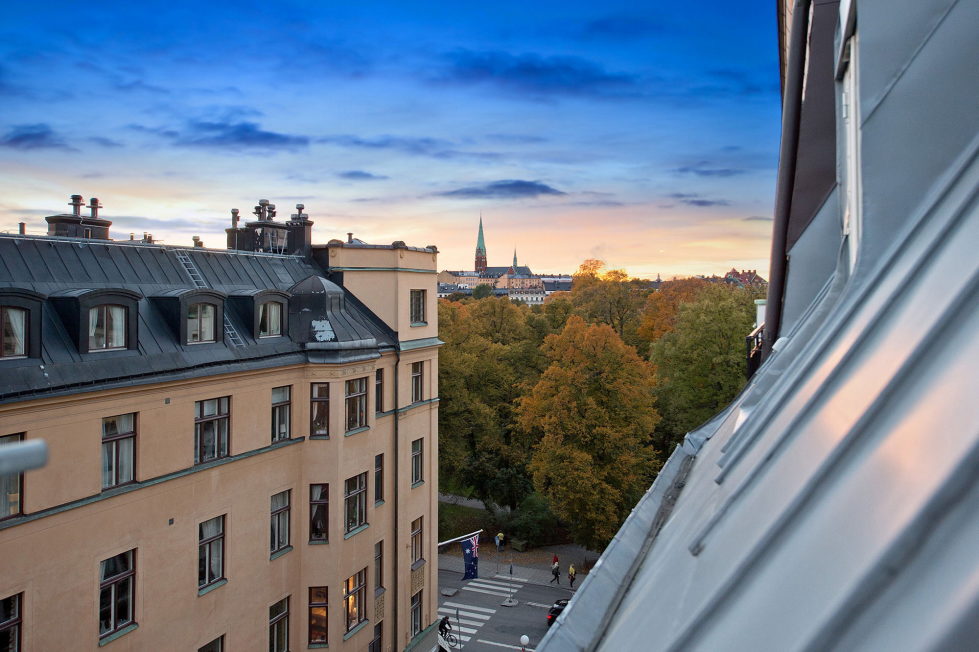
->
[0,124,75,151]
[318,134,498,160]
[742,215,772,221]
[664,192,730,207]
[580,16,663,40]
[437,179,565,199]
[337,170,388,181]
[673,160,746,177]
[131,120,309,150]
[88,136,123,148]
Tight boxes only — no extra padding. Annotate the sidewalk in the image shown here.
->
[438,541,597,588]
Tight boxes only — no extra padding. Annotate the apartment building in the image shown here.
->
[0,198,440,651]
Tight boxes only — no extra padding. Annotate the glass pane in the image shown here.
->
[102,442,115,489]
[107,305,126,347]
[309,606,327,643]
[2,308,26,357]
[117,437,134,484]
[310,484,327,501]
[272,405,289,440]
[0,594,17,621]
[0,627,16,652]
[201,304,215,341]
[200,516,222,539]
[200,422,216,461]
[101,551,131,580]
[200,399,218,417]
[311,402,328,435]
[272,386,290,403]
[310,504,327,540]
[271,491,289,511]
[312,383,329,399]
[198,542,208,585]
[99,587,112,634]
[115,577,132,626]
[216,419,228,457]
[218,397,229,414]
[1,470,18,516]
[274,621,287,652]
[103,413,134,437]
[89,306,105,348]
[210,540,222,580]
[269,598,288,620]
[310,587,327,603]
[187,303,199,341]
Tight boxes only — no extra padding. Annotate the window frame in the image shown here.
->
[374,368,383,413]
[1,434,24,521]
[345,377,368,432]
[187,301,218,344]
[309,483,329,543]
[344,472,368,534]
[410,589,422,637]
[52,288,139,355]
[343,568,368,633]
[0,306,27,359]
[411,361,423,403]
[0,592,22,651]
[270,490,291,555]
[411,517,423,564]
[268,597,289,652]
[411,438,423,485]
[271,385,291,443]
[99,549,136,640]
[88,303,128,351]
[258,301,283,338]
[198,515,225,590]
[101,413,137,490]
[198,635,224,652]
[194,397,230,464]
[0,289,44,360]
[374,454,384,504]
[310,383,330,437]
[409,289,426,324]
[374,540,384,592]
[308,586,328,646]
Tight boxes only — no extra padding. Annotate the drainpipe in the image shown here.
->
[763,0,814,357]
[393,346,402,645]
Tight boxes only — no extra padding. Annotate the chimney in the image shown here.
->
[69,195,84,216]
[18,223,25,235]
[192,236,203,248]
[347,232,353,243]
[130,233,135,240]
[231,208,239,228]
[88,197,102,219]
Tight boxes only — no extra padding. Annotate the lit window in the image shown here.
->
[0,307,26,358]
[345,377,367,431]
[89,304,127,350]
[99,550,136,639]
[411,361,423,403]
[0,593,21,651]
[410,590,422,636]
[198,516,225,589]
[0,434,23,520]
[375,369,383,413]
[410,289,426,324]
[311,383,329,437]
[271,386,291,442]
[344,473,367,534]
[102,413,136,489]
[270,490,291,555]
[374,454,384,504]
[309,484,329,543]
[194,397,229,464]
[259,302,282,337]
[343,569,367,632]
[269,597,289,652]
[411,517,423,564]
[411,439,423,485]
[308,587,328,645]
[187,303,216,343]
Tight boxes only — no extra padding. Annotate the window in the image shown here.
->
[345,377,367,431]
[195,397,229,464]
[199,636,224,652]
[411,361,423,403]
[411,517,423,564]
[410,590,422,637]
[89,304,127,350]
[99,549,136,639]
[269,597,289,652]
[308,587,328,645]
[374,454,384,504]
[410,289,426,324]
[309,484,328,543]
[270,490,291,554]
[374,369,383,413]
[1,593,21,651]
[259,302,282,337]
[369,623,382,652]
[1,307,26,358]
[187,302,216,343]
[411,438,423,485]
[344,473,367,533]
[102,413,136,490]
[271,386,291,442]
[310,383,329,437]
[198,516,225,589]
[374,541,384,591]
[343,569,367,632]
[1,434,23,520]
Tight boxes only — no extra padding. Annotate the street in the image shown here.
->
[436,566,577,651]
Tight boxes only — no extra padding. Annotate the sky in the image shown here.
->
[0,1,781,279]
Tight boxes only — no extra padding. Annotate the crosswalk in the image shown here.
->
[437,576,528,649]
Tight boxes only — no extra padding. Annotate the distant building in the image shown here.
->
[0,196,440,651]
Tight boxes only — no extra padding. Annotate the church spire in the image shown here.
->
[474,214,487,273]
[512,248,518,269]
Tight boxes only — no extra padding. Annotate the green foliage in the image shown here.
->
[438,502,497,542]
[568,260,653,353]
[650,284,756,448]
[472,283,494,299]
[508,492,562,547]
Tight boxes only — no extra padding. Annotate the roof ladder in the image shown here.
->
[174,250,245,347]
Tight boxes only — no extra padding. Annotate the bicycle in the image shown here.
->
[441,631,459,648]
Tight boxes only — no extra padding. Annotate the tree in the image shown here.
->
[569,260,651,351]
[636,277,710,343]
[516,316,660,550]
[472,283,494,299]
[650,284,756,448]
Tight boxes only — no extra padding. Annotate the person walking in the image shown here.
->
[550,560,560,584]
[568,563,576,588]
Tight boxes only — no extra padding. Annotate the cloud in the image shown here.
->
[88,136,123,148]
[318,134,498,160]
[673,161,746,177]
[432,49,639,98]
[337,170,388,181]
[131,121,309,150]
[437,180,565,199]
[0,124,75,151]
[743,215,773,221]
[664,192,730,207]
[108,215,206,231]
[483,133,548,145]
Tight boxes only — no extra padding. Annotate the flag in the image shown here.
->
[462,534,479,580]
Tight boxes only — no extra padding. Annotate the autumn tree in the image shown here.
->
[636,277,710,342]
[650,284,756,448]
[472,283,494,299]
[516,316,660,550]
[568,260,651,351]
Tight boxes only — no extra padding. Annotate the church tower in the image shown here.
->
[475,216,487,273]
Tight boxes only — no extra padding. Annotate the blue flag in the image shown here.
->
[462,535,479,580]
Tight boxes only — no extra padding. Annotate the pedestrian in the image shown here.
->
[552,553,559,565]
[568,563,576,588]
[550,560,560,584]
[496,531,505,552]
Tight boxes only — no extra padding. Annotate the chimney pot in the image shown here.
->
[88,197,102,219]
[69,194,84,216]
[18,222,26,235]
[231,208,240,228]
[347,232,353,243]
[130,233,135,240]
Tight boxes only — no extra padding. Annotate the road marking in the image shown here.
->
[476,639,536,651]
[436,613,487,627]
[493,574,529,582]
[526,601,552,608]
[471,578,523,589]
[442,601,496,614]
[461,586,511,597]
[438,609,491,622]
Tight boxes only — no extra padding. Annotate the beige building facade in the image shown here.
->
[0,204,440,651]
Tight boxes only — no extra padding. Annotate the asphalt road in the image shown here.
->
[437,566,577,651]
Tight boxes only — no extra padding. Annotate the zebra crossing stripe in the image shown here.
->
[461,586,511,597]
[493,574,529,582]
[470,579,522,590]
[438,609,491,622]
[437,614,487,627]
[442,601,496,613]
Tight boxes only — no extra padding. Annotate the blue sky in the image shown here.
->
[0,0,780,278]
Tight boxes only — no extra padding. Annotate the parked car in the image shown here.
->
[546,599,569,627]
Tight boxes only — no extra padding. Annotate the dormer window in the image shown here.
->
[187,303,217,343]
[1,307,27,358]
[259,302,282,337]
[89,304,128,351]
